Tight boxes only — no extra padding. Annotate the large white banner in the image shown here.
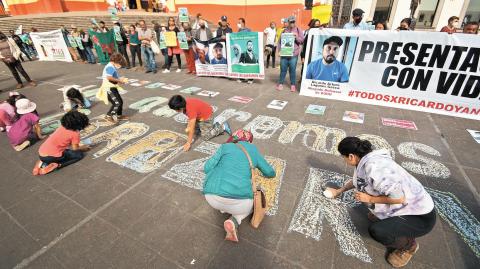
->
[300,29,480,120]
[30,29,72,62]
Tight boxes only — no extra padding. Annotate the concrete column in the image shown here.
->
[352,0,376,21]
[388,0,410,29]
[433,0,467,31]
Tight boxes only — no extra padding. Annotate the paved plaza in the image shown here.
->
[0,60,479,269]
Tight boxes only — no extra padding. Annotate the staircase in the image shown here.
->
[0,11,204,33]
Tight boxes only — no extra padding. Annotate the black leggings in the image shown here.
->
[167,54,181,70]
[129,45,142,67]
[40,149,84,168]
[117,42,131,67]
[368,209,436,250]
[266,44,276,68]
[4,60,32,84]
[107,88,123,116]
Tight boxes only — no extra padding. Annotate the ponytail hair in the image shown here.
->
[338,137,373,158]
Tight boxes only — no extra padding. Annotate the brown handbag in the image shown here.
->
[237,144,267,229]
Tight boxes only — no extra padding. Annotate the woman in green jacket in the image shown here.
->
[203,129,276,242]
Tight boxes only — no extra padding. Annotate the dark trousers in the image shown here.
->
[129,45,142,67]
[107,88,123,116]
[167,54,181,70]
[117,42,130,67]
[40,149,84,168]
[266,44,276,68]
[4,60,32,84]
[77,48,87,61]
[19,44,32,61]
[368,209,436,250]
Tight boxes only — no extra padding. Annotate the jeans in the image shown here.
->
[266,44,276,68]
[141,46,156,71]
[129,45,142,67]
[84,46,96,63]
[77,48,87,61]
[117,41,130,67]
[278,56,298,85]
[40,149,84,168]
[368,209,436,250]
[107,88,123,116]
[3,59,32,84]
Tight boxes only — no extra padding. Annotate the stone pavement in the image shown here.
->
[0,59,479,269]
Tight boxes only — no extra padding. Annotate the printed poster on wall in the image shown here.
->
[279,33,294,56]
[30,29,73,62]
[177,32,188,49]
[300,28,480,120]
[226,32,265,79]
[194,40,228,77]
[164,31,177,47]
[178,7,189,23]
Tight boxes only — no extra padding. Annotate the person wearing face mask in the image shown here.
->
[193,19,213,42]
[214,16,233,43]
[344,8,371,30]
[440,16,459,34]
[396,18,412,31]
[264,21,277,68]
[305,36,349,83]
[237,18,251,32]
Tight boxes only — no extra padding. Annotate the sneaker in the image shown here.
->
[153,69,157,74]
[32,160,43,176]
[162,69,170,73]
[223,122,232,135]
[224,218,239,242]
[16,83,23,89]
[290,85,296,92]
[117,115,129,121]
[236,79,243,83]
[276,84,283,91]
[176,69,181,73]
[145,70,152,73]
[247,80,253,84]
[14,140,30,151]
[105,115,117,124]
[39,163,59,175]
[387,242,419,268]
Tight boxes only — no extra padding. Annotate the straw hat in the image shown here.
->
[15,99,37,114]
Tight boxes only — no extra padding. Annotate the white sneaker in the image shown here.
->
[176,69,181,73]
[162,69,170,73]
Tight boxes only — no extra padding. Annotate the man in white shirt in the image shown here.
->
[263,22,276,68]
[343,9,371,30]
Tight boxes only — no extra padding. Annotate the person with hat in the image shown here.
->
[305,36,349,82]
[276,16,304,92]
[344,8,371,30]
[214,15,233,43]
[7,98,44,151]
[0,91,23,132]
[203,129,276,242]
[0,31,37,89]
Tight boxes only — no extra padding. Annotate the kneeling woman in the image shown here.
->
[326,137,436,268]
[33,111,90,175]
[203,130,276,242]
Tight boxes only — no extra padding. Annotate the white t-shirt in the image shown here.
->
[264,27,276,46]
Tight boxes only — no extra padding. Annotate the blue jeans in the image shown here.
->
[141,46,157,71]
[84,46,96,63]
[278,56,298,85]
[39,149,84,168]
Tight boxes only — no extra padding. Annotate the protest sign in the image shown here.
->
[381,118,417,130]
[229,96,253,104]
[268,100,288,110]
[279,33,295,56]
[30,29,73,62]
[178,8,189,23]
[226,32,264,79]
[342,111,364,124]
[89,29,117,64]
[300,28,480,120]
[164,32,177,47]
[159,32,167,49]
[305,104,326,115]
[177,32,188,49]
[194,40,228,77]
[312,4,332,24]
[198,90,219,97]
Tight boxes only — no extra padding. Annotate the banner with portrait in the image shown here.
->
[164,32,177,47]
[194,40,228,77]
[279,33,295,56]
[300,28,480,120]
[178,7,189,23]
[226,32,265,79]
[177,32,188,49]
[30,29,73,62]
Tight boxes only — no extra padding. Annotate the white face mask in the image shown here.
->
[453,22,459,28]
[237,23,242,28]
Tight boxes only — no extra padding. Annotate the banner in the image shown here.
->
[312,4,333,24]
[226,32,265,79]
[279,33,294,56]
[89,29,117,65]
[300,29,480,120]
[164,32,177,47]
[177,32,188,49]
[194,40,227,77]
[178,7,189,23]
[30,29,72,62]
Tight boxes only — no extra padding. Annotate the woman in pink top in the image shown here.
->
[34,111,90,175]
[7,98,44,151]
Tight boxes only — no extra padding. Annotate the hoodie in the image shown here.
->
[353,149,434,220]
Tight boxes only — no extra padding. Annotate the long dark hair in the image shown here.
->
[66,88,85,106]
[0,31,7,41]
[338,137,373,158]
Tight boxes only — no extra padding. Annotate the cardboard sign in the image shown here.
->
[164,32,177,47]
[228,96,253,104]
[381,118,417,130]
[343,111,364,124]
[267,100,288,110]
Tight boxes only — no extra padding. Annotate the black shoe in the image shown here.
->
[126,66,131,69]
[153,69,157,74]
[145,70,152,73]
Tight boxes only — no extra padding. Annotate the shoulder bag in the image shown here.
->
[236,144,267,229]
